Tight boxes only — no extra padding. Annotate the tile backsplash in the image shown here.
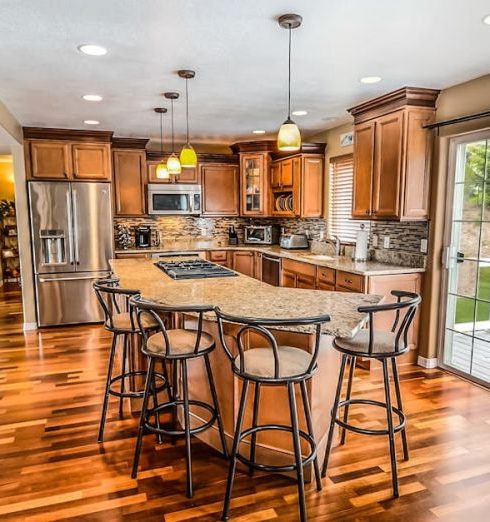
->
[114,216,429,267]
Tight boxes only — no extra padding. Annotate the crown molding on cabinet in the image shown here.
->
[112,137,149,149]
[23,126,114,142]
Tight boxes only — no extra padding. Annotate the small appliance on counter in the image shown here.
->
[280,233,309,250]
[354,223,369,261]
[134,226,152,248]
[244,225,279,245]
[228,225,238,246]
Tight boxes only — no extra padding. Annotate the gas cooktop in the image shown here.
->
[155,259,238,280]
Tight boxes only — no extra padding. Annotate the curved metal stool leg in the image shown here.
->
[131,357,155,479]
[322,354,348,477]
[98,333,118,442]
[300,380,322,491]
[340,356,356,446]
[391,357,409,461]
[382,358,399,498]
[249,382,261,475]
[221,380,250,521]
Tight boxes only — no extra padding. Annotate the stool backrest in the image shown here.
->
[129,295,214,357]
[359,290,421,355]
[215,308,330,381]
[93,278,140,331]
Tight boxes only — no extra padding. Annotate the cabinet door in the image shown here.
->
[297,274,316,289]
[372,111,404,218]
[29,141,71,179]
[113,150,146,216]
[148,158,169,183]
[271,162,281,189]
[241,153,268,216]
[207,250,231,267]
[178,166,200,184]
[301,156,323,217]
[317,281,335,291]
[233,251,255,277]
[201,164,239,216]
[281,158,294,188]
[352,122,375,218]
[281,269,297,288]
[72,143,111,180]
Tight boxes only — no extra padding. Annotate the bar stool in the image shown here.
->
[129,295,228,498]
[93,279,165,442]
[321,290,421,498]
[215,308,331,522]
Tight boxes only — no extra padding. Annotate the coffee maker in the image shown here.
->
[134,226,151,248]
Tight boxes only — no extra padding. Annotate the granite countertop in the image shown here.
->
[110,258,382,338]
[114,240,425,276]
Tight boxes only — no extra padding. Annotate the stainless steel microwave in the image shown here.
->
[148,184,201,215]
[244,225,280,245]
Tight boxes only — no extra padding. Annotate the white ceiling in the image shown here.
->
[1,0,490,148]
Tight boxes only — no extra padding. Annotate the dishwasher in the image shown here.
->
[261,254,281,286]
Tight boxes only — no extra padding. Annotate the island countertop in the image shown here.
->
[110,258,382,338]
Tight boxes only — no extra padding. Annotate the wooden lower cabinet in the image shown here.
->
[335,270,365,293]
[206,250,231,268]
[201,164,239,216]
[280,258,316,289]
[233,251,255,277]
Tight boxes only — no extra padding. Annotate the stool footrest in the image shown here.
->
[236,424,317,473]
[335,398,406,436]
[144,399,217,437]
[108,371,166,399]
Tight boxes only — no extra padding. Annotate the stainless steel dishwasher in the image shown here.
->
[261,254,281,286]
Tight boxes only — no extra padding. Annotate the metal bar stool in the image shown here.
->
[93,278,166,442]
[321,290,421,498]
[129,295,228,499]
[215,308,331,522]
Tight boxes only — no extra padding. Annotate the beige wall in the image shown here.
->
[420,73,490,360]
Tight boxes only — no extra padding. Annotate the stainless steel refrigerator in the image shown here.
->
[29,181,113,326]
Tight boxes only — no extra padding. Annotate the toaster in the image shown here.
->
[280,234,309,250]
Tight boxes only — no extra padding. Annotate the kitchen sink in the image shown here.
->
[302,254,335,261]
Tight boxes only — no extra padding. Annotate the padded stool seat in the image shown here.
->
[147,329,214,357]
[112,312,158,332]
[335,330,396,356]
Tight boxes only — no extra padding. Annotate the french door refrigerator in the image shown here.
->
[29,181,113,326]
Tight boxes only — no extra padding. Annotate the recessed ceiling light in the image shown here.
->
[78,44,108,56]
[483,14,490,25]
[253,130,266,134]
[82,94,103,102]
[360,76,382,84]
[84,120,100,125]
[292,110,308,116]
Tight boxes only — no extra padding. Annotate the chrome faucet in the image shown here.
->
[325,235,341,256]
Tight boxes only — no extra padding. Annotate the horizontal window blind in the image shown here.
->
[328,155,370,242]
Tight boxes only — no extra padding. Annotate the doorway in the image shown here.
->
[441,130,490,386]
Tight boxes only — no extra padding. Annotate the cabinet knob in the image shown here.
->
[365,210,370,215]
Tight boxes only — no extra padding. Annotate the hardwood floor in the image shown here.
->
[1,286,490,521]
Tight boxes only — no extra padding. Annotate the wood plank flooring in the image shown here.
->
[1,285,490,521]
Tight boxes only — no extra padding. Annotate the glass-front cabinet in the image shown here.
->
[240,153,270,216]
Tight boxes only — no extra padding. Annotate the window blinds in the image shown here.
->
[328,155,370,242]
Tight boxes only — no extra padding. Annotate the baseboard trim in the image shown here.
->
[417,355,439,369]
[23,322,38,331]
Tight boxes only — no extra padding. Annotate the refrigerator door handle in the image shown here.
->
[72,187,80,265]
[38,275,101,282]
[66,189,75,265]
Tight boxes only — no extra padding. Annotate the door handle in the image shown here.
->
[456,251,465,263]
[39,276,98,283]
[72,188,80,265]
[66,189,74,265]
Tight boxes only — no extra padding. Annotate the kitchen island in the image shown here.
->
[110,258,382,473]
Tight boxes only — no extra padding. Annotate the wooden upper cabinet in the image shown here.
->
[301,156,323,217]
[113,149,146,216]
[148,156,199,184]
[280,158,294,188]
[348,87,439,221]
[201,163,239,216]
[29,141,71,179]
[352,122,375,218]
[72,143,111,180]
[372,112,403,218]
[240,153,270,216]
[271,162,281,189]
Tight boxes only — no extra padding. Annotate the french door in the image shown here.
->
[442,131,490,386]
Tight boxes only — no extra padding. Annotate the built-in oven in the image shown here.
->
[244,225,279,245]
[148,184,201,215]
[262,254,280,286]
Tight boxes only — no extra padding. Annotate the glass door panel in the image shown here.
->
[443,136,490,385]
[244,157,262,213]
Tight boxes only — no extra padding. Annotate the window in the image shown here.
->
[328,154,369,242]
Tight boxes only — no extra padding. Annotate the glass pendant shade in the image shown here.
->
[167,153,182,175]
[180,143,197,168]
[155,162,170,180]
[277,118,301,151]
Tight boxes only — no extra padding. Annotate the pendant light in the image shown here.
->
[153,107,169,180]
[164,92,182,176]
[277,14,302,152]
[178,69,198,168]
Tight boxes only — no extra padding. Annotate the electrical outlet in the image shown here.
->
[383,236,390,249]
[420,238,428,253]
[371,234,378,247]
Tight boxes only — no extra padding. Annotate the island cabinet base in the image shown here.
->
[181,316,341,480]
